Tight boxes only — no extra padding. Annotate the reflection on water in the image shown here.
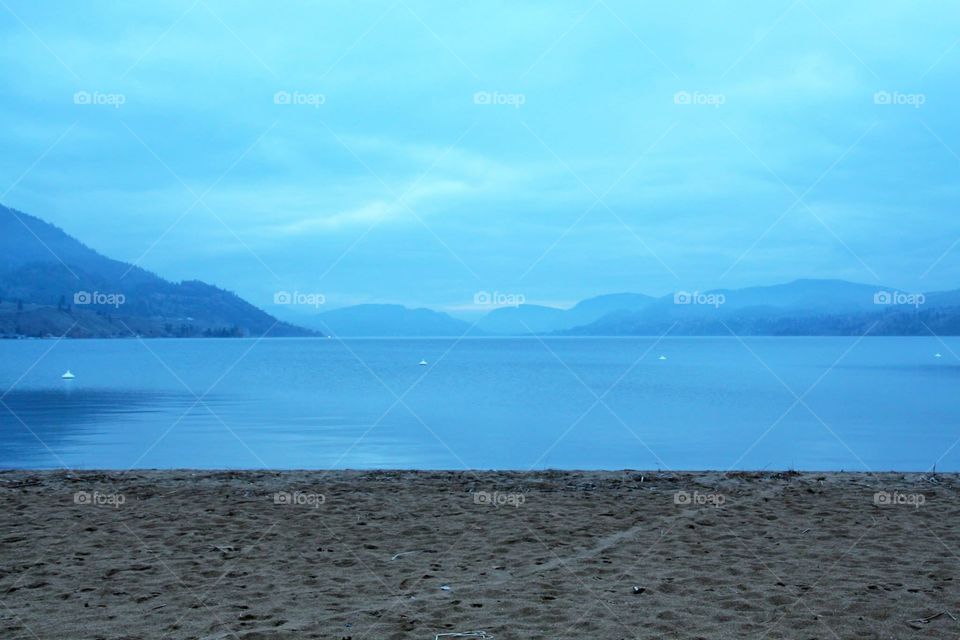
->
[0,385,420,470]
[0,389,199,468]
[0,337,958,470]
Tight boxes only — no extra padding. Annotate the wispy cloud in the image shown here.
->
[0,0,958,307]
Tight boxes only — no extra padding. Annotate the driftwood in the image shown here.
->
[905,611,957,629]
[390,549,436,560]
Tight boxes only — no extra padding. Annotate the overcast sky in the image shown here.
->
[2,1,959,312]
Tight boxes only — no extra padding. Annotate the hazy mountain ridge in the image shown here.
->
[0,205,315,338]
[564,281,959,336]
[306,304,473,337]
[473,293,657,335]
[470,280,959,337]
[565,307,960,336]
[293,293,659,337]
[285,280,960,337]
[6,205,959,338]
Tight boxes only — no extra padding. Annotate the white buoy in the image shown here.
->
[935,353,943,359]
[658,355,667,361]
[419,359,428,366]
[61,370,75,379]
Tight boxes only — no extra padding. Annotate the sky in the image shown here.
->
[1,0,959,314]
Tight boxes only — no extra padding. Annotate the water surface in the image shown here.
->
[0,337,957,470]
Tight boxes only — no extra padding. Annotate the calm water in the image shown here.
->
[0,337,957,471]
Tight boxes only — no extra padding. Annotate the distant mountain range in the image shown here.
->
[304,280,960,337]
[564,280,959,336]
[301,304,471,337]
[471,293,655,335]
[5,204,960,339]
[0,205,315,338]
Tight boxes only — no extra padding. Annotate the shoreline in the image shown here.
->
[1,467,953,472]
[1,470,956,638]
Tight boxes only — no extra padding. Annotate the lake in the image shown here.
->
[0,336,957,470]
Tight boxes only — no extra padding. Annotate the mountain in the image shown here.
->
[564,279,960,336]
[473,304,567,335]
[567,292,657,319]
[475,293,655,335]
[6,206,953,339]
[567,306,960,336]
[307,304,472,337]
[702,279,882,313]
[0,205,315,338]
[301,293,657,337]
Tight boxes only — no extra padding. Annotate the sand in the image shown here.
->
[0,470,957,639]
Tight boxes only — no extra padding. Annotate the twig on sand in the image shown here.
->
[435,632,493,639]
[4,480,42,489]
[905,611,958,628]
[391,549,433,560]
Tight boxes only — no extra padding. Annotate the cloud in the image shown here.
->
[1,0,959,307]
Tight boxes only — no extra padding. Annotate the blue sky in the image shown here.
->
[2,0,959,313]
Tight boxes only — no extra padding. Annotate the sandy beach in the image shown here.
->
[0,470,957,639]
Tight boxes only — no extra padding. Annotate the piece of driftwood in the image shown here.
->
[905,611,958,629]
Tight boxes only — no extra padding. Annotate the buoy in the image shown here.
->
[658,356,667,361]
[61,370,75,379]
[419,360,428,366]
[935,353,943,359]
